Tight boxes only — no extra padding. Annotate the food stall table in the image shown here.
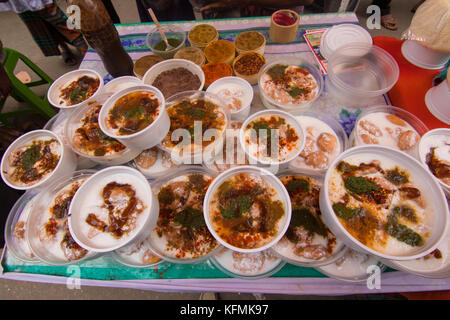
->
[2,12,450,295]
[373,36,449,130]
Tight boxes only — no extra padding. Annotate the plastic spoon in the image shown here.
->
[148,8,174,51]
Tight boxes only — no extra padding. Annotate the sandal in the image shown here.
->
[381,14,398,31]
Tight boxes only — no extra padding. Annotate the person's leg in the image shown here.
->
[102,0,121,24]
[17,10,62,57]
[372,0,391,16]
[58,41,78,66]
[136,0,152,22]
[36,4,88,58]
[137,0,194,22]
[372,0,397,30]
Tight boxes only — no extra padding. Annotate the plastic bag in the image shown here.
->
[401,0,450,53]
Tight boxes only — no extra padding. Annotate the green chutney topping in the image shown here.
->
[332,203,365,220]
[392,205,418,223]
[385,214,423,247]
[385,167,409,185]
[267,64,288,81]
[153,38,182,51]
[344,176,380,194]
[174,207,206,230]
[290,207,328,237]
[285,178,310,194]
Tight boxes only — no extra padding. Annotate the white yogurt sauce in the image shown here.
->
[395,231,450,273]
[115,237,162,266]
[35,177,90,262]
[134,147,176,178]
[318,249,380,280]
[77,173,149,249]
[354,112,420,154]
[208,83,251,113]
[328,153,434,256]
[6,135,62,188]
[272,233,344,264]
[13,197,37,260]
[149,174,216,260]
[290,116,341,171]
[242,115,302,163]
[419,134,450,187]
[214,248,281,276]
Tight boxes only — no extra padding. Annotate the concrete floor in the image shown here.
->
[0,0,420,300]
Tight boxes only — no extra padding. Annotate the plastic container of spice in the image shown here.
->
[233,52,266,85]
[174,46,206,67]
[204,40,236,65]
[269,9,299,44]
[188,24,219,49]
[146,25,186,59]
[133,55,164,79]
[234,31,266,56]
[202,62,233,88]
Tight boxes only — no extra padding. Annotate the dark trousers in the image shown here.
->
[135,0,195,22]
[102,0,121,24]
[372,0,392,16]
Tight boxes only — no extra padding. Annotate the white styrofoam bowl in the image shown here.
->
[103,76,143,97]
[47,69,104,113]
[417,128,450,198]
[142,58,205,97]
[65,97,141,166]
[203,165,292,253]
[206,76,253,121]
[1,130,77,191]
[239,109,305,166]
[320,145,449,261]
[68,166,158,253]
[26,169,100,265]
[98,85,169,150]
[147,165,222,264]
